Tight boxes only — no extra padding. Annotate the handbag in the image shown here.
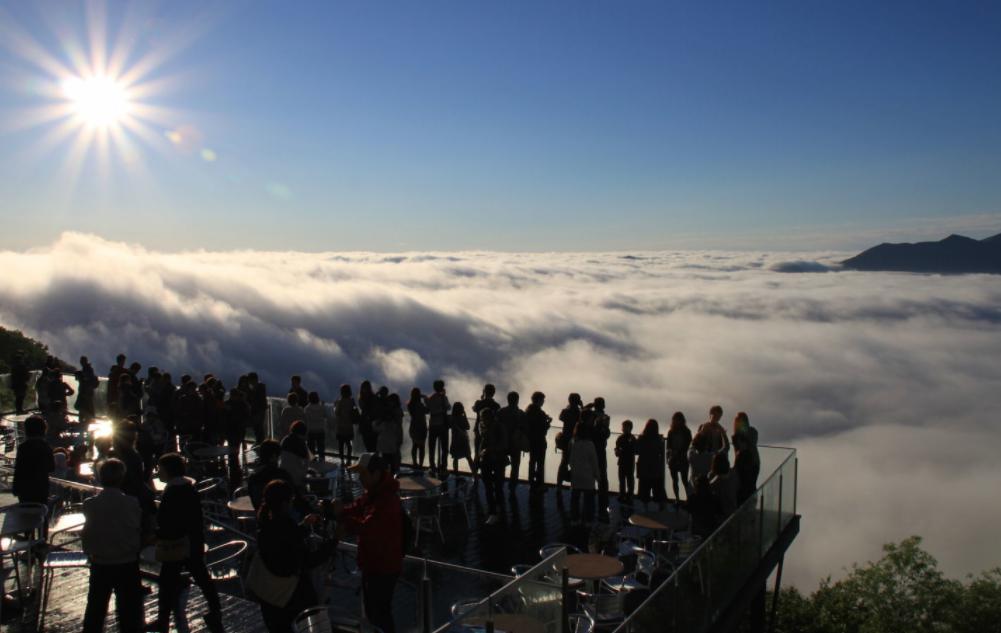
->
[154,535,190,563]
[245,552,299,607]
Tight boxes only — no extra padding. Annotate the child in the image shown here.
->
[614,420,637,502]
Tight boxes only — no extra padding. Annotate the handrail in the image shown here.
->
[612,446,797,632]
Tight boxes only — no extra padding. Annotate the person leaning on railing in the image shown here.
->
[12,415,54,505]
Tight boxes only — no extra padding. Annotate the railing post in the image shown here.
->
[561,567,570,633]
[793,456,798,515]
[420,557,433,633]
[758,490,765,557]
[777,473,784,536]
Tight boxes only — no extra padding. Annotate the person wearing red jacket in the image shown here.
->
[335,453,403,633]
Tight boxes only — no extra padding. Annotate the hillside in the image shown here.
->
[0,326,72,374]
[842,232,1001,274]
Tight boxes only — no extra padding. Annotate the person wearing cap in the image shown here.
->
[335,453,403,633]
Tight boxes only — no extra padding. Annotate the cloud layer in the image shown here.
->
[3,232,1001,588]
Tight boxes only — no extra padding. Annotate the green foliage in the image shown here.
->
[0,326,69,374]
[774,537,1001,633]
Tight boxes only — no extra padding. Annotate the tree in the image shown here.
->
[773,536,1001,633]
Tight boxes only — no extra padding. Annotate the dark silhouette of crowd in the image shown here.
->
[5,348,763,632]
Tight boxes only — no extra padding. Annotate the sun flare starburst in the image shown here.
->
[0,1,210,185]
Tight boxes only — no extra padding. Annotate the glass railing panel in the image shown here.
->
[614,447,796,633]
[437,548,566,633]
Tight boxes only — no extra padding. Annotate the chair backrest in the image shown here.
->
[196,477,225,496]
[205,540,249,569]
[540,542,580,558]
[294,605,334,633]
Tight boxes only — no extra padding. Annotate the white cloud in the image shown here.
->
[2,231,1000,588]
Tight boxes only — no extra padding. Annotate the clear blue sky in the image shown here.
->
[1,1,1000,251]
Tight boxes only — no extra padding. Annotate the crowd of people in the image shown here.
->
[6,350,762,632]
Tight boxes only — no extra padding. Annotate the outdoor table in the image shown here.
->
[628,510,690,532]
[563,553,625,581]
[309,460,339,475]
[50,512,86,535]
[227,496,255,514]
[466,613,546,633]
[397,475,442,494]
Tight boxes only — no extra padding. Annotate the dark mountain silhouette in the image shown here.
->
[842,232,1001,274]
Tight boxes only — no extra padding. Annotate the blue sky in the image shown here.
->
[1,0,1000,251]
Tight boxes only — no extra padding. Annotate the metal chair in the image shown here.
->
[602,549,656,593]
[38,549,88,632]
[203,539,249,583]
[294,605,379,633]
[539,542,581,558]
[510,564,533,576]
[576,589,626,632]
[413,495,444,546]
[450,598,482,618]
[0,502,49,604]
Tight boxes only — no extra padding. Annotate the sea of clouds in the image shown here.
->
[2,231,1001,588]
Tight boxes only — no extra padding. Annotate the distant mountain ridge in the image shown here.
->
[842,232,1001,274]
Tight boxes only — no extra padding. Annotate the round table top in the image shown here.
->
[466,614,545,633]
[309,460,339,475]
[227,496,255,513]
[397,475,442,493]
[193,445,230,458]
[563,553,625,580]
[628,510,690,531]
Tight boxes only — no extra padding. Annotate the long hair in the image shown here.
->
[642,419,660,438]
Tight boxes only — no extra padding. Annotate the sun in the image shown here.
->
[61,75,132,128]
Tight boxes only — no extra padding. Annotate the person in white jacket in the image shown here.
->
[303,391,330,461]
[374,393,404,474]
[569,422,600,524]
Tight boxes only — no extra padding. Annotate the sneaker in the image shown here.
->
[485,514,499,525]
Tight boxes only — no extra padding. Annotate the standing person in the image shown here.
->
[248,372,269,443]
[709,453,738,519]
[374,394,404,474]
[590,398,611,520]
[524,392,551,492]
[173,379,203,440]
[478,409,508,525]
[449,402,474,475]
[333,384,358,465]
[407,387,428,469]
[150,372,176,438]
[666,412,693,503]
[280,421,311,490]
[733,411,760,451]
[154,453,224,633]
[81,458,144,633]
[556,393,582,489]
[225,389,251,483]
[358,381,378,453]
[12,415,55,504]
[425,380,450,478]
[614,420,637,502]
[636,419,667,510]
[497,391,526,491]
[688,432,714,482]
[288,375,308,414]
[697,405,730,455]
[303,391,328,460]
[10,350,30,414]
[255,480,321,632]
[733,432,760,505]
[472,384,500,466]
[74,356,99,422]
[107,354,127,419]
[569,422,600,524]
[111,421,156,543]
[335,454,404,633]
[277,392,305,440]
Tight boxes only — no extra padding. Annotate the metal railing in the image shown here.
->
[612,447,798,633]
